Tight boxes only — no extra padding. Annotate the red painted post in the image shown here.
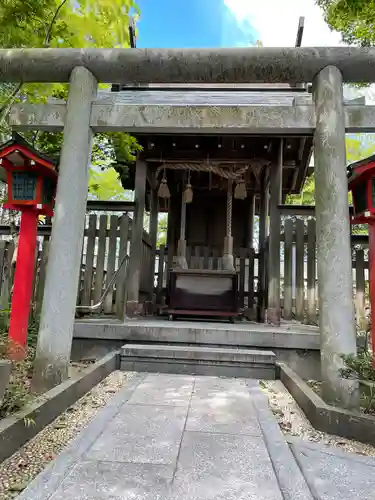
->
[8,210,39,359]
[368,220,375,363]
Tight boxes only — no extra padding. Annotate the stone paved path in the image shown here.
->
[17,373,375,500]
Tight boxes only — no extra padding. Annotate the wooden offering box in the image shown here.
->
[167,268,239,320]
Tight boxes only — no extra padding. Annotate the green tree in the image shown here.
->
[317,0,375,46]
[287,135,375,206]
[89,168,131,201]
[0,0,141,200]
[157,214,168,248]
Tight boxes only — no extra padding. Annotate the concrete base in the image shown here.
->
[279,363,375,446]
[0,360,11,405]
[120,344,276,379]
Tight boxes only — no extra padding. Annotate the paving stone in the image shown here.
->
[186,397,260,435]
[127,374,194,406]
[85,404,187,465]
[49,461,173,500]
[192,376,254,399]
[86,433,182,465]
[291,441,375,500]
[109,404,188,437]
[172,431,283,500]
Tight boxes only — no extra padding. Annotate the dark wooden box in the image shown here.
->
[167,268,239,316]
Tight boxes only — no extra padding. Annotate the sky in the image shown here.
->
[134,0,375,106]
[135,0,343,48]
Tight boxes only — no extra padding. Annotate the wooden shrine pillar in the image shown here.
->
[148,171,159,309]
[267,139,283,325]
[126,157,147,317]
[314,65,358,409]
[257,171,270,322]
[33,67,97,392]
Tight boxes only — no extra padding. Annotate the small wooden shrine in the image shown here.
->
[114,84,313,322]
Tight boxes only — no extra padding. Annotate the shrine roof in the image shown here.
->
[0,133,58,167]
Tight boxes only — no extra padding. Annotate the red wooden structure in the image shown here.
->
[0,134,57,357]
[348,155,375,358]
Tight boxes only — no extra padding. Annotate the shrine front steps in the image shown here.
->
[120,344,276,380]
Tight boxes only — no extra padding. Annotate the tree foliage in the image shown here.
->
[0,0,140,200]
[89,168,132,201]
[288,135,375,206]
[317,0,375,46]
[286,134,375,234]
[0,0,139,48]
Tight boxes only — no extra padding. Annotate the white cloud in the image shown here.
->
[224,0,343,46]
[223,0,375,103]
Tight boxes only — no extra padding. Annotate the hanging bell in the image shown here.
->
[183,183,193,204]
[234,180,247,200]
[158,176,170,199]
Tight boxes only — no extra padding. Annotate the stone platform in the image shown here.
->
[120,344,276,379]
[74,318,320,350]
[17,373,375,500]
[73,319,321,380]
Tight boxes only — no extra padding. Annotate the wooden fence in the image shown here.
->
[155,220,369,326]
[0,212,153,319]
[0,206,370,325]
[280,215,369,326]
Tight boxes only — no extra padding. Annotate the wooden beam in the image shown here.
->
[278,204,355,216]
[295,17,305,47]
[257,169,269,322]
[86,200,135,212]
[148,173,159,304]
[267,139,283,324]
[126,158,147,317]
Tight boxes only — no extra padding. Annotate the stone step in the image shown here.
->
[120,344,276,379]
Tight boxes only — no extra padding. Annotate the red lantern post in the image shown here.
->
[348,155,375,362]
[0,134,57,359]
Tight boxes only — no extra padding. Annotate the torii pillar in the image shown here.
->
[313,65,359,409]
[33,67,97,393]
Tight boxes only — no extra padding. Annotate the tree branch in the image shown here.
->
[44,0,69,47]
[0,82,22,120]
[0,0,69,140]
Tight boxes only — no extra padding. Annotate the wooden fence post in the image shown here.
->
[295,219,305,321]
[283,219,293,320]
[307,219,317,324]
[355,248,366,331]
[103,215,118,314]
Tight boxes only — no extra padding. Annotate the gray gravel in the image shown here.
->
[261,380,375,457]
[0,370,135,499]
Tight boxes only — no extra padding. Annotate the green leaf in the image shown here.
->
[317,0,375,47]
[0,0,141,198]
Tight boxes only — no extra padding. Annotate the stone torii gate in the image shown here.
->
[2,47,375,408]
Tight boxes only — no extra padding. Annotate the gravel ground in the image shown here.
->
[0,370,135,499]
[261,380,375,457]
